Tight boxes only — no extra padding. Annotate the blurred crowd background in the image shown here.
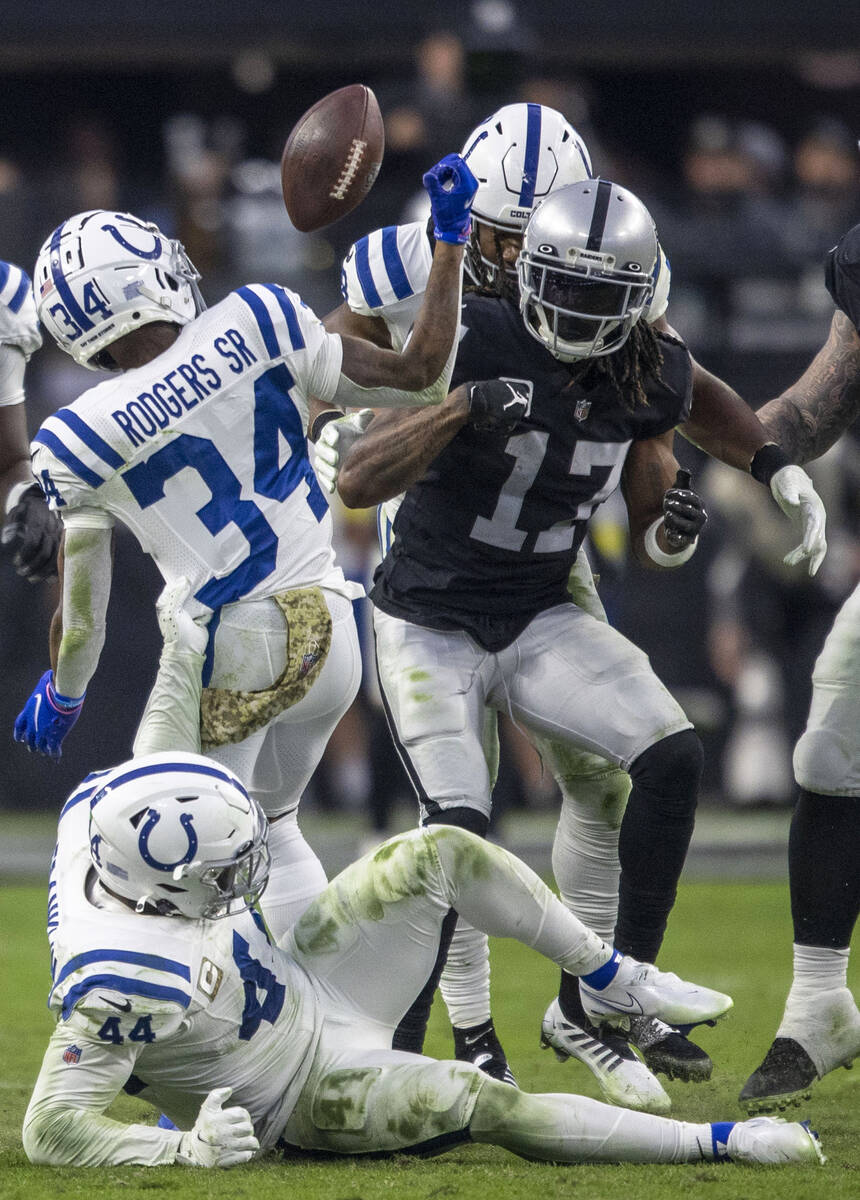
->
[1,1,857,839]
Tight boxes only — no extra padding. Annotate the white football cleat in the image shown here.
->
[580,953,733,1030]
[723,1117,825,1165]
[540,999,671,1113]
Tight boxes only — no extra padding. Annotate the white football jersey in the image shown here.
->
[0,260,42,362]
[30,285,352,617]
[41,769,321,1150]
[341,223,672,544]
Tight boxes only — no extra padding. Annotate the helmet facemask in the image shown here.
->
[518,254,654,361]
[464,217,522,301]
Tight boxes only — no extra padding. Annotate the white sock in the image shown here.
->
[440,921,491,1030]
[259,811,328,942]
[788,944,850,1003]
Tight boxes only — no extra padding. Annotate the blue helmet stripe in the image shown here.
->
[54,409,124,470]
[354,237,383,309]
[58,782,101,821]
[60,974,191,1018]
[236,285,279,358]
[518,103,543,207]
[53,949,192,991]
[381,228,413,301]
[90,760,250,806]
[48,222,95,331]
[32,428,105,489]
[261,284,305,352]
[8,270,30,313]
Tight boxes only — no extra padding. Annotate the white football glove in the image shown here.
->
[770,465,828,576]
[156,576,209,657]
[176,1087,259,1168]
[314,408,375,494]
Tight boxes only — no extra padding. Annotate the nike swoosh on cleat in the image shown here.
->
[587,991,644,1015]
[100,996,132,1012]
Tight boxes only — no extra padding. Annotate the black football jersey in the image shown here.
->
[825,223,860,334]
[371,293,693,651]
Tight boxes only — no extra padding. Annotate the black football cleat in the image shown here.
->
[628,1016,714,1082]
[453,1019,518,1086]
[739,1038,818,1113]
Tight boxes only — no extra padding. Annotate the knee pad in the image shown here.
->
[793,727,858,796]
[423,805,490,839]
[629,729,703,815]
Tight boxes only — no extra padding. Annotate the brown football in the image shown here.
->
[280,84,384,233]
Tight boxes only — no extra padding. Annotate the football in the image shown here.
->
[280,84,384,233]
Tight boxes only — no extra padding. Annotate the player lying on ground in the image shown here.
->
[23,751,822,1168]
[12,153,477,943]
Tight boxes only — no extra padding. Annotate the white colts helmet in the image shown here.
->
[517,179,659,362]
[34,210,204,370]
[88,752,270,920]
[461,103,592,289]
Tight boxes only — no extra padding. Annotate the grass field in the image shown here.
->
[2,877,856,1200]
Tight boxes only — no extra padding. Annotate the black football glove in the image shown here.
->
[1,483,61,581]
[662,469,707,548]
[467,379,528,434]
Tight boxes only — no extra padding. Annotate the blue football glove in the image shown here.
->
[14,670,85,758]
[423,153,479,245]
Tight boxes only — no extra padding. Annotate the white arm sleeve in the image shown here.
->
[54,515,114,699]
[23,1016,182,1167]
[331,268,463,411]
[0,344,26,408]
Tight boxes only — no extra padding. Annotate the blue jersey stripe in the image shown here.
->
[380,227,412,301]
[53,949,191,990]
[60,974,191,1018]
[261,284,305,351]
[354,238,383,309]
[518,104,543,207]
[201,607,222,688]
[90,760,249,804]
[32,428,105,489]
[237,285,279,358]
[9,271,30,313]
[0,262,9,293]
[49,222,95,332]
[54,409,124,470]
[376,505,393,557]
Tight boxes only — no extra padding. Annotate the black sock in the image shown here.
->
[558,969,586,1024]
[789,788,860,948]
[614,729,703,962]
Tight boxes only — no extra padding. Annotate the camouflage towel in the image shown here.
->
[200,587,332,751]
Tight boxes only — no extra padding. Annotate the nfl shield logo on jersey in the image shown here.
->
[574,398,591,422]
[62,1044,83,1064]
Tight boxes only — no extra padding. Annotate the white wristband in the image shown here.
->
[643,518,698,567]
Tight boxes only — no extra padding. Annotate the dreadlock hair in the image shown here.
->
[571,320,665,410]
